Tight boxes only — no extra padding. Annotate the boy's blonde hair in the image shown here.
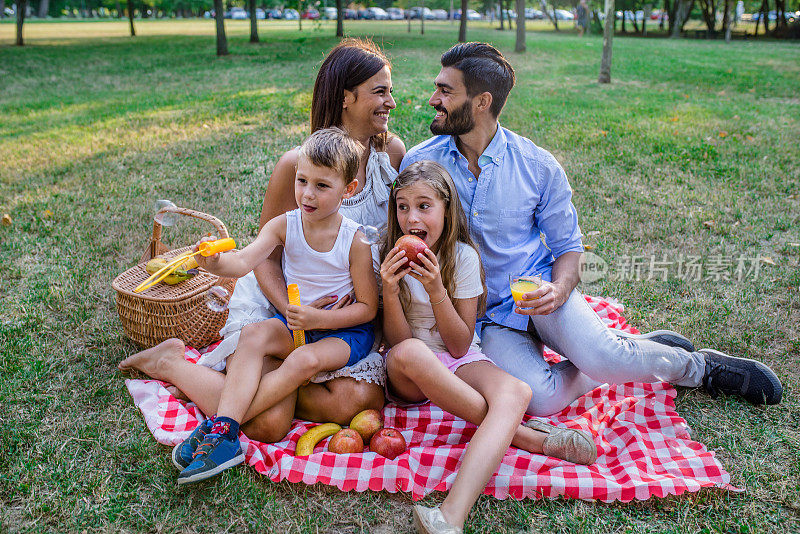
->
[381,160,486,315]
[297,127,362,185]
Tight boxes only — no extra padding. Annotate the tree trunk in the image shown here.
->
[499,2,505,29]
[0,0,5,19]
[213,0,228,55]
[642,3,651,35]
[514,0,525,50]
[336,0,343,37]
[723,0,731,40]
[753,0,765,34]
[249,0,258,42]
[298,0,303,30]
[16,0,26,45]
[598,0,614,82]
[670,0,693,36]
[115,0,121,17]
[540,0,558,29]
[38,0,49,18]
[458,0,467,41]
[421,1,425,34]
[621,7,626,31]
[128,0,136,35]
[761,0,770,33]
[698,0,716,32]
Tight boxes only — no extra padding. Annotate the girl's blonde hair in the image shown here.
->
[381,160,486,315]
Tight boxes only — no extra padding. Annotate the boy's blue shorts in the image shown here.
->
[272,313,375,367]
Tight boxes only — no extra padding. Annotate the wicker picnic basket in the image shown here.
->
[112,206,237,349]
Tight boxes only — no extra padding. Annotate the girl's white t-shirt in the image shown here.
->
[402,241,484,354]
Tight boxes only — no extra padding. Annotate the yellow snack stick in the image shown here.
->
[287,283,306,348]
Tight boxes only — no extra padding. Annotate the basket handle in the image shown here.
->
[140,206,231,263]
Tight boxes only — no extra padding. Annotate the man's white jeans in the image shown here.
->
[478,289,706,416]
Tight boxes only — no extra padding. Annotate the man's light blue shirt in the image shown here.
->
[400,125,584,331]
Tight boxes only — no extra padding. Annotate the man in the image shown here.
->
[576,0,590,36]
[400,42,782,416]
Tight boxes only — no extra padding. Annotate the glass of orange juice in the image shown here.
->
[509,274,542,303]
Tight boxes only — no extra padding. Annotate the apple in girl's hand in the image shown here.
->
[395,235,428,268]
[349,409,383,443]
[328,428,364,454]
[369,428,407,459]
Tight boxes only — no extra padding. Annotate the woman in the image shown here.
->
[119,38,405,443]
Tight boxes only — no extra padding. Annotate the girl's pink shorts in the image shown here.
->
[383,347,493,407]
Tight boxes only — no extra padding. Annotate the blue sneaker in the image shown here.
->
[171,418,213,470]
[177,434,245,485]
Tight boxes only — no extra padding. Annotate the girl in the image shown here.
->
[380,161,596,534]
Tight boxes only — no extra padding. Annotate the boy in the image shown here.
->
[177,127,378,484]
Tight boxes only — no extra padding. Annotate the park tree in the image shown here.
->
[598,0,614,82]
[458,0,467,41]
[336,0,343,37]
[248,0,258,42]
[16,0,26,45]
[514,0,525,50]
[128,0,136,36]
[213,0,228,55]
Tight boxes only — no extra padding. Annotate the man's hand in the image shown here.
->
[514,280,569,316]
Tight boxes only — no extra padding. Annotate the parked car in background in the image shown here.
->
[255,8,266,19]
[283,8,299,19]
[301,8,319,19]
[322,7,337,19]
[524,7,544,18]
[225,7,248,19]
[431,8,448,19]
[454,8,481,19]
[501,9,517,19]
[344,8,357,18]
[386,7,404,19]
[406,6,433,19]
[266,8,282,18]
[363,7,389,19]
[554,9,573,19]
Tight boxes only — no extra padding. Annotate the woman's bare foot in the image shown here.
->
[118,338,186,379]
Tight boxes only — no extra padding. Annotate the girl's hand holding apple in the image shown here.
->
[408,248,445,302]
[380,247,411,296]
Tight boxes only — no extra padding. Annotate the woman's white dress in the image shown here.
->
[196,146,397,386]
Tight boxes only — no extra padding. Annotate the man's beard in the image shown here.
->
[430,101,475,136]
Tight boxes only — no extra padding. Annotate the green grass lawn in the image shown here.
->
[1,19,799,533]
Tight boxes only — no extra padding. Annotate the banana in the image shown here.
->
[144,257,196,286]
[295,423,342,456]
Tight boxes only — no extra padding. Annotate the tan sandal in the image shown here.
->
[412,505,463,534]
[524,419,597,465]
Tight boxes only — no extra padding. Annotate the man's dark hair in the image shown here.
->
[440,42,515,118]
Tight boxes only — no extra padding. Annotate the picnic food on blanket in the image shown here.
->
[349,409,383,442]
[295,422,342,456]
[144,257,198,285]
[287,284,306,348]
[328,428,364,454]
[369,428,407,460]
[395,235,428,268]
[509,274,541,302]
[134,237,236,293]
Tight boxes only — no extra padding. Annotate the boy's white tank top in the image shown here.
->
[282,208,360,307]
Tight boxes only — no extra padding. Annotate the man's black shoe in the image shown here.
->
[613,329,696,353]
[700,349,782,405]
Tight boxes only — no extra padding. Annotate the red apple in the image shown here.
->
[328,428,364,454]
[349,409,383,443]
[395,235,428,268]
[369,427,407,460]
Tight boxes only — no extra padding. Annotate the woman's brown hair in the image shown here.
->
[311,38,391,151]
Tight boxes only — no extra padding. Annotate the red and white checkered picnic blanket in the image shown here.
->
[125,295,737,502]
